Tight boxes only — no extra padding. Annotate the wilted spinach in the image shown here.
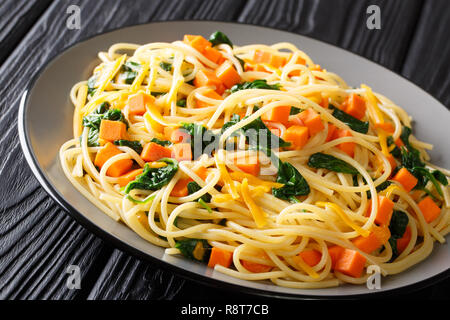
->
[272,161,310,201]
[113,139,143,154]
[150,138,172,147]
[175,239,211,262]
[387,210,409,259]
[122,61,141,84]
[208,31,233,47]
[307,153,359,175]
[187,181,212,203]
[230,79,281,93]
[331,106,369,134]
[124,158,178,193]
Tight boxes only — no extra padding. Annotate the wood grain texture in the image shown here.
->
[0,0,448,300]
[402,0,450,108]
[0,0,53,65]
[238,0,423,72]
[87,250,185,300]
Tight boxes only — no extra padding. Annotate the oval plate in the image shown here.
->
[18,21,449,298]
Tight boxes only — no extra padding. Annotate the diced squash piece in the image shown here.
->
[117,168,144,187]
[194,69,224,94]
[282,125,309,150]
[395,137,404,148]
[287,114,304,127]
[334,249,367,278]
[128,92,155,116]
[99,120,128,142]
[365,196,394,226]
[375,122,395,134]
[106,159,133,177]
[140,142,172,162]
[334,128,355,157]
[263,121,282,137]
[241,260,272,273]
[418,196,441,223]
[203,46,223,64]
[287,54,306,76]
[183,35,212,52]
[208,247,233,268]
[320,94,329,109]
[261,106,291,125]
[328,246,345,270]
[396,226,412,253]
[252,50,271,64]
[392,167,418,192]
[94,142,133,179]
[95,142,121,168]
[215,60,241,89]
[164,126,177,141]
[252,50,286,68]
[326,123,337,142]
[352,226,391,253]
[269,54,287,68]
[385,154,397,171]
[165,127,191,143]
[297,108,324,136]
[234,156,260,176]
[194,166,209,181]
[196,89,223,108]
[171,143,192,161]
[341,93,366,120]
[170,178,193,197]
[294,249,322,267]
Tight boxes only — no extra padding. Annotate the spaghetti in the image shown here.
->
[60,31,449,289]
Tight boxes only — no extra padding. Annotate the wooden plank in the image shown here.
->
[86,250,185,300]
[238,0,423,72]
[0,0,52,65]
[402,0,450,108]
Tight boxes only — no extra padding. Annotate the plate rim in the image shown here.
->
[17,19,450,299]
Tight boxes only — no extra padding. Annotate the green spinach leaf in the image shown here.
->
[176,99,187,107]
[175,239,211,262]
[272,162,310,200]
[230,79,281,93]
[208,31,233,47]
[331,107,369,134]
[124,158,178,193]
[150,138,172,147]
[187,181,212,203]
[160,62,172,72]
[122,61,141,84]
[87,74,98,96]
[308,153,358,175]
[388,210,409,259]
[113,140,143,154]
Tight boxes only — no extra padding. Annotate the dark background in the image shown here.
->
[0,0,449,301]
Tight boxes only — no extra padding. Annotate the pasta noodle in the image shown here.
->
[59,31,449,289]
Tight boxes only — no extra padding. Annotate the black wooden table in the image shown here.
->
[1,0,449,301]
